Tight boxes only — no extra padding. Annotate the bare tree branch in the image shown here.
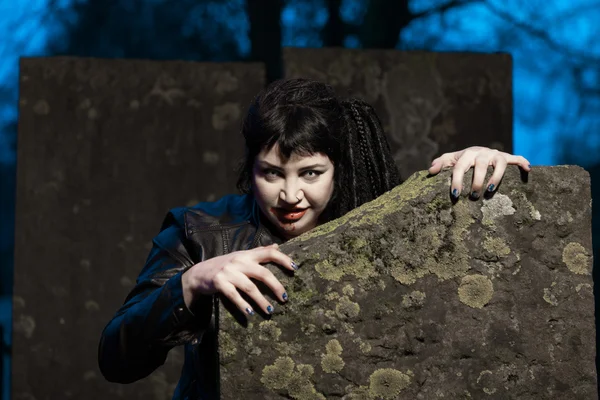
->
[547,2,600,23]
[411,0,482,20]
[483,0,600,64]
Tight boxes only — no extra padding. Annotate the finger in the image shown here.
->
[241,263,288,304]
[450,150,476,197]
[213,279,261,317]
[505,154,532,171]
[428,152,459,175]
[470,154,492,198]
[254,246,298,272]
[486,154,508,193]
[231,271,280,314]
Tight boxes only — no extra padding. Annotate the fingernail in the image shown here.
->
[267,305,274,314]
[282,292,288,302]
[528,164,532,169]
[452,188,460,198]
[246,307,255,316]
[471,191,479,199]
[291,261,298,271]
[487,184,495,192]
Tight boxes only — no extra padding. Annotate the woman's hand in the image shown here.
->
[428,146,531,198]
[181,243,296,316]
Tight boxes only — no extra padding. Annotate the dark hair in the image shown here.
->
[236,78,401,222]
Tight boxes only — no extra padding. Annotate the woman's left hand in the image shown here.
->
[428,146,531,199]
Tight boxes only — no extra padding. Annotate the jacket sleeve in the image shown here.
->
[98,209,213,384]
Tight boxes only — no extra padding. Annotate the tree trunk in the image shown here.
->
[322,0,344,47]
[360,0,412,49]
[247,0,283,83]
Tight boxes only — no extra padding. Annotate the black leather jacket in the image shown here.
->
[98,193,284,399]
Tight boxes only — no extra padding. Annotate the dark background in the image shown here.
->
[1,1,599,399]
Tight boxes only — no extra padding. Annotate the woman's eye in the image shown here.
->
[264,169,280,178]
[304,170,322,179]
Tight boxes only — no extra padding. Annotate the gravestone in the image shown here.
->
[13,57,264,399]
[284,48,513,180]
[219,166,596,399]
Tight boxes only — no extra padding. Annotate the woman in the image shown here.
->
[98,78,531,398]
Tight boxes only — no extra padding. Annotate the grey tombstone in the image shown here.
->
[284,48,513,181]
[13,57,264,399]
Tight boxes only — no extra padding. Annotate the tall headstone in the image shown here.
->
[284,48,513,180]
[13,57,264,399]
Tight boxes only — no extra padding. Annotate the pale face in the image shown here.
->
[251,144,335,240]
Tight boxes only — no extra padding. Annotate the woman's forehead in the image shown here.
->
[257,144,330,164]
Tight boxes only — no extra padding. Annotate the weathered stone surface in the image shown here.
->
[219,166,596,399]
[284,48,513,180]
[14,57,264,399]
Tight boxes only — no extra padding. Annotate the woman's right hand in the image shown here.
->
[181,243,296,316]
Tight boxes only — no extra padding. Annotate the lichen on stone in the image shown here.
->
[562,242,592,275]
[353,337,372,354]
[276,342,303,355]
[543,288,559,306]
[315,253,377,282]
[261,356,295,389]
[342,284,355,297]
[368,368,411,399]
[335,295,360,320]
[258,320,282,342]
[481,194,516,227]
[219,331,237,358]
[321,339,345,373]
[401,290,426,309]
[483,236,511,258]
[458,275,494,308]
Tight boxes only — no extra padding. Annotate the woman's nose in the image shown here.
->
[280,181,303,203]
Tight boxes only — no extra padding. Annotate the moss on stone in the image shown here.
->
[458,275,494,309]
[368,368,411,399]
[562,242,592,275]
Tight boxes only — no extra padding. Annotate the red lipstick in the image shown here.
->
[271,207,307,221]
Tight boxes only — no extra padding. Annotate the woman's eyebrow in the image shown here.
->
[258,161,327,170]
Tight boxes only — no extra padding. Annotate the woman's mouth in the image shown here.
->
[271,207,308,222]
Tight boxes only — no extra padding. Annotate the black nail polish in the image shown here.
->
[267,305,274,314]
[487,184,495,192]
[452,188,460,198]
[471,191,479,199]
[528,164,532,169]
[291,261,298,271]
[282,292,288,301]
[246,307,255,316]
